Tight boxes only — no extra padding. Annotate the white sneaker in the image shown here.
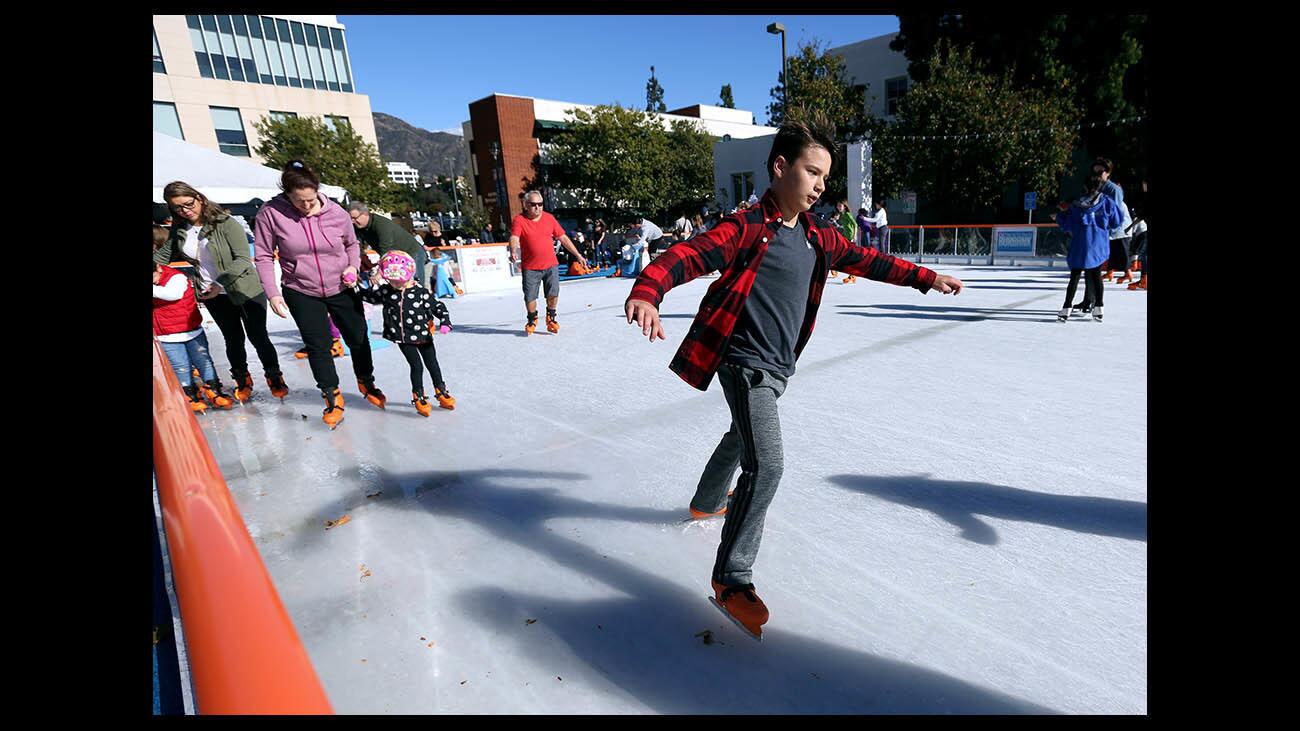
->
[1093,306,1104,322]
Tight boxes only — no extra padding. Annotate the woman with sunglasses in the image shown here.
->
[155,181,288,402]
[253,160,388,429]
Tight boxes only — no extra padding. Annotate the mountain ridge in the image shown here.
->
[373,112,468,184]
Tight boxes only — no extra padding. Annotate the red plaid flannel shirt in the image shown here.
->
[628,190,938,391]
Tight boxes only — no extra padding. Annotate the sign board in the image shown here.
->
[992,226,1037,257]
[453,244,515,293]
[1024,192,1037,210]
[902,191,917,214]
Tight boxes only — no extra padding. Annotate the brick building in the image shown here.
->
[462,93,775,229]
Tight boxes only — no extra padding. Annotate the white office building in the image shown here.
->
[387,161,421,188]
[153,14,380,163]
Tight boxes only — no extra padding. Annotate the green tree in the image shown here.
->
[719,84,736,108]
[460,194,491,236]
[253,115,400,209]
[872,43,1077,221]
[389,180,449,217]
[541,105,715,223]
[767,40,876,203]
[891,13,1149,186]
[645,66,667,113]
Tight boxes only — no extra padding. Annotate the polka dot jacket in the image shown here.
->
[359,281,452,346]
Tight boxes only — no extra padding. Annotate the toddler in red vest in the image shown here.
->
[153,224,233,413]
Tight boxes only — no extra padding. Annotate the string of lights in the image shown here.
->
[882,115,1147,141]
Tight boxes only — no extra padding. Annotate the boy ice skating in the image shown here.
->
[623,116,964,639]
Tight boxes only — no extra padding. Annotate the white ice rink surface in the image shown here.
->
[192,265,1146,714]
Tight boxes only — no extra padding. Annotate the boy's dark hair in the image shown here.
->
[766,114,838,178]
[1092,157,1114,175]
[153,223,169,251]
[1084,171,1104,196]
[280,159,320,192]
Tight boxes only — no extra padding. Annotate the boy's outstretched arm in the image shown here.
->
[624,217,745,342]
[825,226,963,294]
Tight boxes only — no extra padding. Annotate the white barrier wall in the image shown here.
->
[453,245,515,293]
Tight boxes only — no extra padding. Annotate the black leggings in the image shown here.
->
[399,342,446,394]
[203,292,281,379]
[1064,267,1104,308]
[282,286,374,392]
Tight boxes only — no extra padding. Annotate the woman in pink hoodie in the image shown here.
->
[254,160,387,428]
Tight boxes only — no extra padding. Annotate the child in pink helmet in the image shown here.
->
[358,250,455,415]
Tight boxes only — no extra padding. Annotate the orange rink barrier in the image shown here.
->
[153,340,333,714]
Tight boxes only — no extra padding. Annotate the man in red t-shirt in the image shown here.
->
[509,190,590,335]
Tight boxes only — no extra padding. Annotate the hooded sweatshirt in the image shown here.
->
[1058,191,1120,270]
[253,193,360,299]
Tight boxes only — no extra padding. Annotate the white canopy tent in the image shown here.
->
[152,132,348,205]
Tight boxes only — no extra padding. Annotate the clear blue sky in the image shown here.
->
[341,14,899,134]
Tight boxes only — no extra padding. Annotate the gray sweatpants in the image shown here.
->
[690,362,790,586]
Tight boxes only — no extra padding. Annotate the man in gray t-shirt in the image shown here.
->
[724,219,816,377]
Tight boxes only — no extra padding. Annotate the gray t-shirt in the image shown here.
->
[724,220,817,377]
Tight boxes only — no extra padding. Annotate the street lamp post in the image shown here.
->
[767,22,787,118]
[445,157,460,225]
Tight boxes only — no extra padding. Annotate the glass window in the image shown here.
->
[154,102,183,140]
[210,106,250,157]
[886,76,909,117]
[290,22,313,88]
[216,15,244,82]
[731,172,755,208]
[330,28,352,92]
[302,23,326,90]
[317,26,340,92]
[153,29,166,74]
[244,15,273,84]
[260,17,287,85]
[200,15,229,80]
[186,15,213,78]
[323,115,351,133]
[269,110,297,123]
[231,15,259,84]
[275,19,301,88]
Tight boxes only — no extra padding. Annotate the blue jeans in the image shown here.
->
[160,332,216,387]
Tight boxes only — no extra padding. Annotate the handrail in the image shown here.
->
[886,223,1059,229]
[429,243,508,250]
[152,340,333,715]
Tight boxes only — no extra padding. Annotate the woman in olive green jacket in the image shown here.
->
[155,181,287,401]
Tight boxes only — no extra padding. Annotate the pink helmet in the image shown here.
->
[380,250,416,285]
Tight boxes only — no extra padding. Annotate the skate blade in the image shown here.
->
[708,596,763,641]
